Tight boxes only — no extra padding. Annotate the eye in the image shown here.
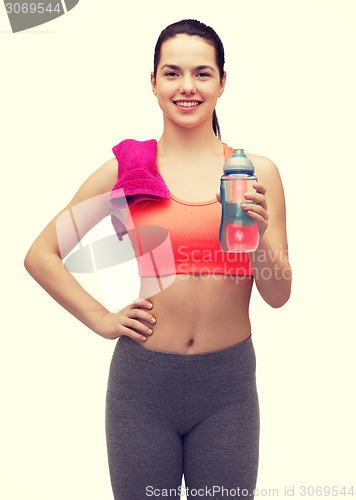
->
[165,72,179,77]
[196,72,211,78]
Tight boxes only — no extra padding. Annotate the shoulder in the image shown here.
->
[100,156,119,179]
[67,157,119,207]
[245,152,286,205]
[246,152,283,187]
[246,152,278,176]
[99,156,118,174]
[86,157,119,191]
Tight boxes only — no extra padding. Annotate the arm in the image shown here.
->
[242,156,292,308]
[24,158,155,341]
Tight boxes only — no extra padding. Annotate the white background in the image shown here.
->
[1,0,355,498]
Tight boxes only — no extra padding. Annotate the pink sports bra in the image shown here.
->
[125,143,254,278]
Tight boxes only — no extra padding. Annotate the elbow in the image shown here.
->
[260,274,292,309]
[24,246,40,278]
[268,292,291,309]
[24,248,35,276]
[266,282,292,309]
[269,266,292,308]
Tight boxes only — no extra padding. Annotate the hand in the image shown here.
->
[216,182,269,239]
[241,181,269,239]
[95,298,156,342]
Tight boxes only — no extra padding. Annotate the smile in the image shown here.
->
[174,101,202,108]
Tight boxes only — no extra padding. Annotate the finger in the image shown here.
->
[246,211,269,228]
[243,192,267,210]
[120,329,149,343]
[129,297,153,310]
[216,192,221,203]
[125,307,156,324]
[252,181,266,194]
[125,317,154,336]
[241,204,269,221]
[129,308,157,325]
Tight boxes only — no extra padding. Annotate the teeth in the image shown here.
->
[175,101,200,107]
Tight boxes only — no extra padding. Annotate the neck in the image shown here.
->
[157,118,223,158]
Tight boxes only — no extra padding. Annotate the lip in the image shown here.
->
[173,100,203,111]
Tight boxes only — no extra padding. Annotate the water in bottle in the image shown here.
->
[219,149,259,252]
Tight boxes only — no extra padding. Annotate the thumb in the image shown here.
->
[216,192,221,204]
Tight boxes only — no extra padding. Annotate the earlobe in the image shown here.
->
[151,72,157,94]
[219,71,227,96]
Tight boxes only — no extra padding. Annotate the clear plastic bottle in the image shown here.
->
[219,149,259,252]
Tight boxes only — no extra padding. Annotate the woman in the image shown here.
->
[24,19,291,500]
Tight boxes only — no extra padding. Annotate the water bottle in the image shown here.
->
[219,149,259,252]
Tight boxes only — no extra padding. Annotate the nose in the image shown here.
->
[179,75,196,95]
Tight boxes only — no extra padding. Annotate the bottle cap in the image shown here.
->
[223,148,254,173]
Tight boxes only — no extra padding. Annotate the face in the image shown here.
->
[151,34,226,130]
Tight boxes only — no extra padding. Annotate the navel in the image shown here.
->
[187,338,194,347]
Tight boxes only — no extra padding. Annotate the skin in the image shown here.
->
[24,34,292,354]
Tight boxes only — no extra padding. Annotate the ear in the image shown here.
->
[151,72,157,94]
[218,71,227,97]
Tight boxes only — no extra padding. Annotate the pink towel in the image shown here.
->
[110,138,170,240]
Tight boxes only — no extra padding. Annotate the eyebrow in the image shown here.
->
[160,64,216,72]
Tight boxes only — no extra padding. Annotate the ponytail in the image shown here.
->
[212,110,221,141]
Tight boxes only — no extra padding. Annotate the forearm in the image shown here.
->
[24,249,109,334]
[249,235,292,308]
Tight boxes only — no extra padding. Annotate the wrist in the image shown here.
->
[87,309,112,337]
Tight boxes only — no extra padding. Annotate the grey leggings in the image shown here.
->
[105,334,259,499]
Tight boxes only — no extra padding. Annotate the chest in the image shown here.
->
[157,157,225,203]
[128,198,220,244]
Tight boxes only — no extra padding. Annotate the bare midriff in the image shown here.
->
[138,273,253,354]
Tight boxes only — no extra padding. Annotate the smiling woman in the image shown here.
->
[24,18,291,500]
[151,35,225,130]
[152,23,226,139]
